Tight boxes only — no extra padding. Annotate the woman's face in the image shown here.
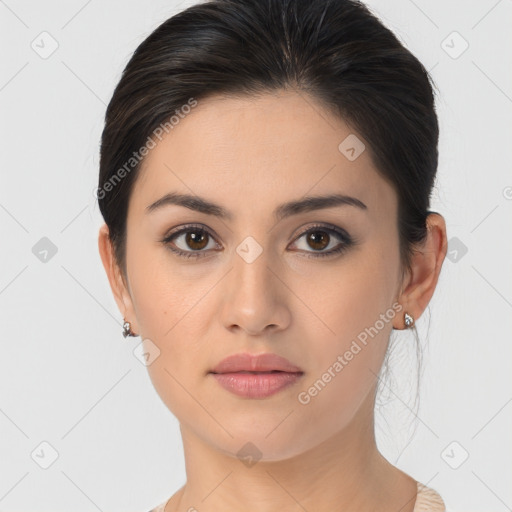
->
[117,91,406,460]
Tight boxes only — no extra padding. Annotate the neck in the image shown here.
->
[172,389,417,512]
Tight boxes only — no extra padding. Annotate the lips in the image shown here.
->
[210,352,303,374]
[209,352,304,399]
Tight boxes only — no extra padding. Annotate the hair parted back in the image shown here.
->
[98,0,439,286]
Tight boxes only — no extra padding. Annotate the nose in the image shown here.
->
[219,242,291,336]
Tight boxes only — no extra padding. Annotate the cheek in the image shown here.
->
[127,244,217,380]
[298,238,400,412]
[127,240,205,341]
[312,243,399,350]
[130,258,213,420]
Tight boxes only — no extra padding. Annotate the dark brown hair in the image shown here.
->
[97,0,439,285]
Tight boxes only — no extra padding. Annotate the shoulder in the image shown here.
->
[413,481,446,511]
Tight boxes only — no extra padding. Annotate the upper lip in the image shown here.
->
[210,352,303,374]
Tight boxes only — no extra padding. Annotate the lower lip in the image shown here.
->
[210,371,304,398]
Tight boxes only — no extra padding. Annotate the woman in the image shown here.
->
[97,0,448,510]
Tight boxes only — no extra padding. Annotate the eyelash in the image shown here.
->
[161,223,355,260]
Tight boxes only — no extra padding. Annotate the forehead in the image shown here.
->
[130,91,397,222]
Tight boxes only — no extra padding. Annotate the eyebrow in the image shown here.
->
[145,192,367,222]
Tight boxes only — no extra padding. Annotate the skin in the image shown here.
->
[98,90,447,512]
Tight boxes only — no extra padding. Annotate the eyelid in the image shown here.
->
[163,223,217,241]
[289,222,351,242]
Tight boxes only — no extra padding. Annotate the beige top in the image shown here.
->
[149,480,446,511]
[414,482,446,511]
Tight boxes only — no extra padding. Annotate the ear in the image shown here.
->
[393,212,448,329]
[98,223,139,334]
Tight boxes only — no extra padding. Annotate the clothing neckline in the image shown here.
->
[152,480,446,512]
[413,481,446,511]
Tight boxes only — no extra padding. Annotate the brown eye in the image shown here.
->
[162,224,219,259]
[162,223,355,261]
[290,224,354,259]
[184,230,209,250]
[305,230,330,251]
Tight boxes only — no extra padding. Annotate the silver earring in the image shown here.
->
[122,319,137,338]
[404,312,414,328]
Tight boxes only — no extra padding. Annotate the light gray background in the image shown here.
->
[1,1,511,511]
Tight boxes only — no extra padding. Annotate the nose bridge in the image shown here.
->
[233,235,275,305]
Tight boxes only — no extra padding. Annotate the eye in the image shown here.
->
[161,222,355,260]
[161,224,220,259]
[289,223,354,258]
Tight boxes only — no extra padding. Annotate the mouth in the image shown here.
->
[208,352,304,398]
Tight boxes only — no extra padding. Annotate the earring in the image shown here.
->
[404,312,414,328]
[122,319,137,338]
